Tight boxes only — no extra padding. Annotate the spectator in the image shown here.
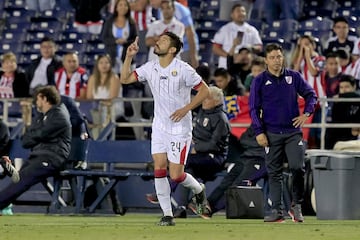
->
[212,3,262,69]
[322,52,342,98]
[213,67,245,97]
[86,54,123,137]
[0,86,71,213]
[25,37,62,96]
[0,52,30,98]
[325,75,360,149]
[263,0,300,24]
[145,0,185,62]
[323,16,357,57]
[86,54,122,101]
[130,0,158,65]
[227,47,253,85]
[249,43,317,222]
[244,56,266,94]
[70,0,109,34]
[291,35,325,148]
[55,52,88,100]
[120,32,210,226]
[102,0,138,74]
[337,48,352,73]
[150,0,200,68]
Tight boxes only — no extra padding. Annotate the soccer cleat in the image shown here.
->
[158,216,175,226]
[264,209,285,223]
[0,157,20,183]
[145,193,159,204]
[173,206,187,218]
[288,204,304,223]
[188,201,212,219]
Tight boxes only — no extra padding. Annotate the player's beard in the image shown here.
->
[154,45,168,57]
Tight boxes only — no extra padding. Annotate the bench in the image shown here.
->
[54,140,153,214]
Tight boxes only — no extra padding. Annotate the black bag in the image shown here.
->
[225,186,264,219]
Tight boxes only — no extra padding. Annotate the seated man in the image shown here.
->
[147,86,231,218]
[325,74,360,149]
[0,86,71,212]
[200,126,266,218]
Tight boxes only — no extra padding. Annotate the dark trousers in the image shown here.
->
[173,153,224,206]
[207,157,265,213]
[265,131,305,211]
[0,158,59,210]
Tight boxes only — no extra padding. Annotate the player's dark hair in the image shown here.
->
[339,74,356,87]
[264,43,284,57]
[161,31,183,55]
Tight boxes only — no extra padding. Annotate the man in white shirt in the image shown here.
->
[120,32,210,226]
[25,37,62,96]
[145,0,185,61]
[212,3,262,68]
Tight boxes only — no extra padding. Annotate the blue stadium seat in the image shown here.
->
[335,8,360,18]
[86,42,106,54]
[0,30,27,43]
[4,18,29,32]
[25,30,54,43]
[298,17,333,31]
[302,8,334,20]
[196,29,216,41]
[30,21,64,33]
[248,19,264,32]
[3,0,26,8]
[57,41,87,55]
[0,42,23,54]
[196,19,227,31]
[200,0,220,19]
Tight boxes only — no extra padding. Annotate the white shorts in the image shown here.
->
[151,129,192,165]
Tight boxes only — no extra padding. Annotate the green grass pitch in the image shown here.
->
[1,214,360,240]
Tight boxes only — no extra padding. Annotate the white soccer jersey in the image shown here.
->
[135,58,202,135]
[212,21,262,68]
[146,17,185,61]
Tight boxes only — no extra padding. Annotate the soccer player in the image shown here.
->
[120,32,210,226]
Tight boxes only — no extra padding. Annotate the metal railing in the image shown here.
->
[1,97,359,149]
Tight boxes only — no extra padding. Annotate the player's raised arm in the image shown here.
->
[120,37,139,84]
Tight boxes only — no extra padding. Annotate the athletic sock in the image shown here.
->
[155,177,173,217]
[179,173,202,194]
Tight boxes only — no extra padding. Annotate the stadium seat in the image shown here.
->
[30,21,64,33]
[302,8,334,20]
[200,0,220,19]
[1,30,27,43]
[196,29,216,41]
[248,19,264,32]
[25,30,54,43]
[298,17,333,31]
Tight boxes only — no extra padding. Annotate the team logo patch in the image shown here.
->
[203,118,209,127]
[171,70,178,76]
[285,76,292,84]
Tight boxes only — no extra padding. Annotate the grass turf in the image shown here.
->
[1,214,360,240]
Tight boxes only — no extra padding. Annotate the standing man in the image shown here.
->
[0,86,71,211]
[249,43,317,223]
[121,32,209,226]
[212,4,262,69]
[150,0,200,68]
[145,0,185,62]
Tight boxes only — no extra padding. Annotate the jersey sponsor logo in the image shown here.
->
[265,80,272,85]
[285,76,292,84]
[298,140,303,146]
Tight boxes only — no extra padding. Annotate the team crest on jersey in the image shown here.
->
[202,118,209,127]
[171,70,178,76]
[285,76,292,84]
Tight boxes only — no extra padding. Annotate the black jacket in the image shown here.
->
[193,104,230,158]
[101,14,138,66]
[25,56,62,93]
[325,92,360,149]
[22,104,71,168]
[0,70,30,98]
